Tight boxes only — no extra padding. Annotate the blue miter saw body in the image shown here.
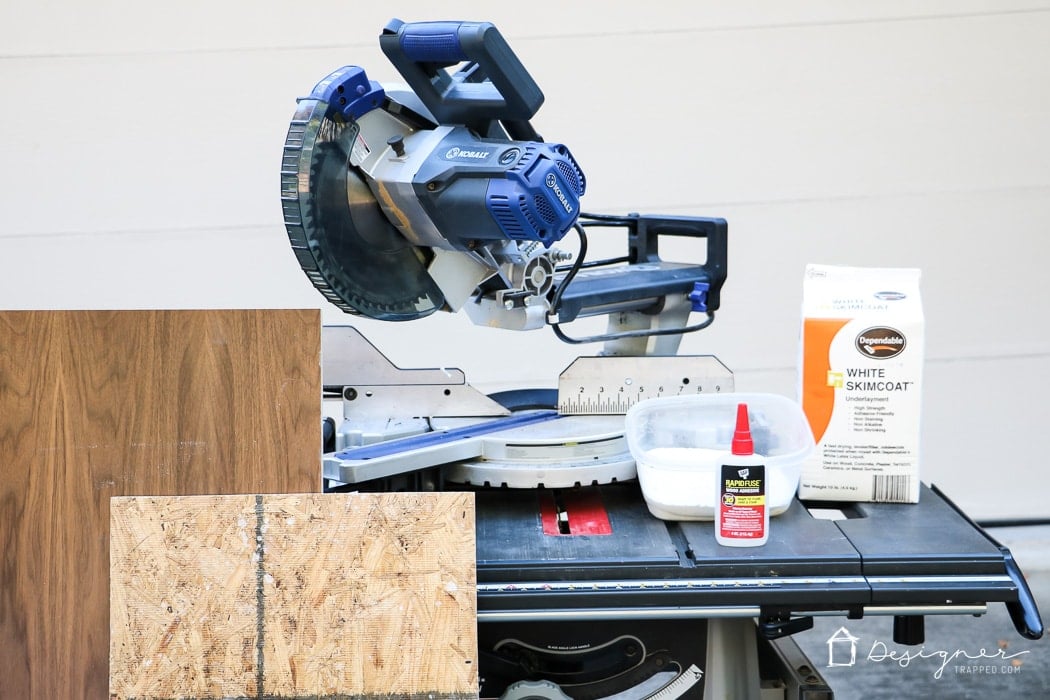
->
[282,18,727,353]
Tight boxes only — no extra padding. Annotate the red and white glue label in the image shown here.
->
[718,464,767,541]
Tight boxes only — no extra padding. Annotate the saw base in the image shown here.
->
[442,414,634,488]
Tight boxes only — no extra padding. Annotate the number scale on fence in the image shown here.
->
[557,356,735,415]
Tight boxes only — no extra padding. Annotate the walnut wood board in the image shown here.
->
[110,492,478,699]
[0,310,321,699]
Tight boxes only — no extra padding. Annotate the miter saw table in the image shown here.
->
[466,480,1042,699]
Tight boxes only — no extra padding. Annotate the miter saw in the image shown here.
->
[282,18,733,491]
[283,18,726,351]
[280,19,1043,700]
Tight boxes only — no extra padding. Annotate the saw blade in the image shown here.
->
[281,99,445,320]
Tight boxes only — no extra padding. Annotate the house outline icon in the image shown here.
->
[826,626,860,667]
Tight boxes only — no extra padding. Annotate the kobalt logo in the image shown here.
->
[546,172,573,213]
[856,326,907,359]
[499,148,520,165]
[445,146,491,160]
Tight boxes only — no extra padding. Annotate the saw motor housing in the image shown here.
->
[282,18,727,350]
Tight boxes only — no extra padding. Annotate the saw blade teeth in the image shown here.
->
[281,105,444,320]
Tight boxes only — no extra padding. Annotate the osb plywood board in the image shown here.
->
[0,310,321,699]
[110,492,478,700]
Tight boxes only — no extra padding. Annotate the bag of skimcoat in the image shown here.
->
[798,264,923,503]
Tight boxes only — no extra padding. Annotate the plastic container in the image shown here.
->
[624,393,814,521]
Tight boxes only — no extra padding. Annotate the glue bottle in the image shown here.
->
[715,403,769,547]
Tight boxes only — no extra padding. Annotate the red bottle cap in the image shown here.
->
[731,403,754,456]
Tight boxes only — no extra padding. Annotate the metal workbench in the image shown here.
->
[471,482,1043,699]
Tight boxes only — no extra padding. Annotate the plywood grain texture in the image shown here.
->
[110,492,478,699]
[0,310,321,699]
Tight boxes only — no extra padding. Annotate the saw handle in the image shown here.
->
[626,214,729,311]
[380,19,543,139]
[549,214,729,330]
[393,21,473,64]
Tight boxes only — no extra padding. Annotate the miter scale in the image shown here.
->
[556,356,733,415]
